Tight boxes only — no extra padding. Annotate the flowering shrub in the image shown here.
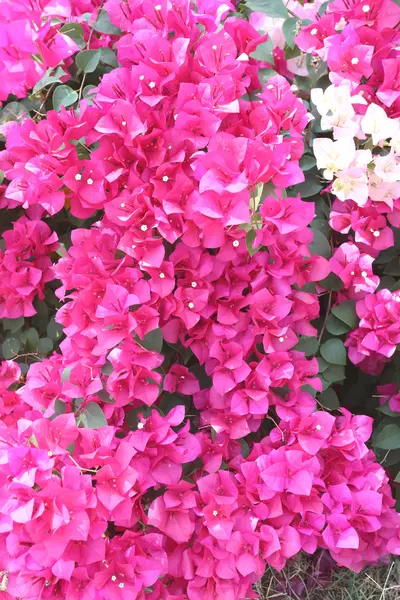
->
[0,0,400,597]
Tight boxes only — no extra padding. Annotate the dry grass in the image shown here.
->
[254,554,400,600]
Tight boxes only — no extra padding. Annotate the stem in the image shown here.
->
[318,290,333,344]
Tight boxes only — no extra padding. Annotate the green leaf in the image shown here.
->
[0,102,27,125]
[62,367,72,382]
[326,314,351,336]
[294,336,319,356]
[322,363,345,383]
[53,399,66,417]
[138,328,163,353]
[47,318,64,342]
[318,388,340,410]
[160,392,190,414]
[374,424,400,450]
[250,39,273,62]
[2,338,21,359]
[81,402,107,428]
[2,317,24,333]
[258,68,278,87]
[38,338,54,355]
[299,155,316,171]
[75,49,101,73]
[190,364,213,390]
[93,10,122,34]
[53,85,78,111]
[290,175,323,198]
[32,66,66,94]
[96,389,116,404]
[306,54,327,84]
[83,85,97,101]
[60,23,85,48]
[246,229,261,256]
[246,0,289,19]
[378,403,399,418]
[317,357,329,372]
[320,339,347,366]
[309,229,331,258]
[22,327,40,350]
[100,47,119,68]
[331,300,358,329]
[282,18,298,49]
[320,273,343,291]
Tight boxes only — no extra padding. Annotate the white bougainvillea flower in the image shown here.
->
[313,137,356,179]
[311,85,367,138]
[374,151,400,183]
[332,168,370,206]
[361,103,397,145]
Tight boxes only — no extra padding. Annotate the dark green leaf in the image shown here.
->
[320,339,347,366]
[294,336,319,356]
[290,175,323,198]
[96,389,116,404]
[309,229,331,258]
[318,388,340,410]
[378,403,399,418]
[246,0,289,19]
[38,338,54,354]
[53,85,78,111]
[282,18,298,49]
[374,424,400,450]
[331,300,358,329]
[160,392,189,414]
[22,327,40,350]
[47,318,64,342]
[93,10,122,34]
[76,50,101,73]
[300,155,316,171]
[320,273,343,291]
[190,364,213,390]
[2,338,21,359]
[323,363,345,383]
[60,23,85,48]
[138,328,163,353]
[81,402,108,428]
[326,314,351,336]
[384,256,400,276]
[100,48,119,68]
[317,357,329,373]
[2,317,24,333]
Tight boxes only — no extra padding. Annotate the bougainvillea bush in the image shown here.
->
[0,0,400,597]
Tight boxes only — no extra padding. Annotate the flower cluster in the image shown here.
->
[345,288,400,374]
[0,217,58,318]
[0,0,399,597]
